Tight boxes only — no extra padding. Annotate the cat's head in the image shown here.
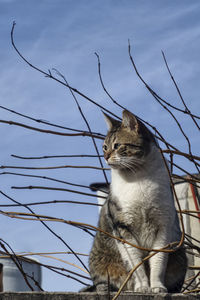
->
[102,110,157,172]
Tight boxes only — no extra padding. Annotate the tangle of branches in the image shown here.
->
[0,22,199,298]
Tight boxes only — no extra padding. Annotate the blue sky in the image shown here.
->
[0,0,199,292]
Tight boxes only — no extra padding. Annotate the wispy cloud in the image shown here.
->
[0,0,199,292]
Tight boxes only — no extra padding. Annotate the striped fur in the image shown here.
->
[88,110,187,293]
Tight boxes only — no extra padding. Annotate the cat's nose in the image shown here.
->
[104,152,111,160]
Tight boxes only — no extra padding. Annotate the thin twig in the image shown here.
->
[11,185,106,199]
[0,199,102,207]
[95,52,126,110]
[11,154,103,159]
[11,21,121,120]
[0,105,105,137]
[0,119,103,139]
[0,190,89,272]
[162,51,200,130]
[52,68,109,184]
[162,149,200,163]
[0,164,109,171]
[128,41,199,173]
[0,210,182,253]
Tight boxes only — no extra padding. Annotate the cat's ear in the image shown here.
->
[122,110,139,133]
[102,111,121,130]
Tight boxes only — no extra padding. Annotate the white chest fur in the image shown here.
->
[110,156,175,224]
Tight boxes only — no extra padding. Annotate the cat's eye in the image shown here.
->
[113,143,120,149]
[103,144,107,151]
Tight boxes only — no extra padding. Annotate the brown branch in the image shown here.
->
[188,266,200,270]
[162,149,200,163]
[180,209,200,214]
[95,52,126,110]
[182,271,200,293]
[128,41,199,173]
[33,253,89,274]
[183,287,200,294]
[159,149,185,249]
[112,252,158,299]
[11,154,103,159]
[0,190,89,272]
[8,22,200,291]
[95,50,178,154]
[172,163,200,182]
[0,171,94,190]
[0,199,102,207]
[0,164,109,171]
[127,40,200,120]
[0,210,182,253]
[12,251,88,257]
[11,185,106,199]
[162,51,200,129]
[179,211,200,220]
[0,240,38,291]
[185,233,200,246]
[11,21,121,121]
[172,174,200,189]
[0,119,103,139]
[0,171,108,195]
[0,105,105,138]
[39,262,91,285]
[53,68,109,184]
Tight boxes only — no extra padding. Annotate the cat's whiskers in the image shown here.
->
[108,155,143,173]
[119,156,144,173]
[118,159,137,173]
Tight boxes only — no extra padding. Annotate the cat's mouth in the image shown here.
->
[106,158,129,170]
[106,158,120,169]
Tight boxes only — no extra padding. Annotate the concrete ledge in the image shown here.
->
[0,293,199,300]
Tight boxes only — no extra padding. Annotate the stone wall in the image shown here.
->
[0,293,199,300]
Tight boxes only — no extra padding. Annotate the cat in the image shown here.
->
[88,110,187,293]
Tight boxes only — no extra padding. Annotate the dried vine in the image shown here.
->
[0,21,198,297]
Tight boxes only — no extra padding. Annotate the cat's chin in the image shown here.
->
[108,163,120,169]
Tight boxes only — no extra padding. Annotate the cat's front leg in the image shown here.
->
[117,242,150,293]
[149,228,171,293]
[149,251,168,293]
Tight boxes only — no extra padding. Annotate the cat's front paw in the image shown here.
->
[134,284,150,293]
[151,286,167,293]
[135,286,151,293]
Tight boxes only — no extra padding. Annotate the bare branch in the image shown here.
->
[0,105,105,138]
[52,68,109,184]
[162,51,200,129]
[11,154,103,159]
[0,119,103,139]
[0,164,109,171]
[11,21,121,120]
[11,185,106,199]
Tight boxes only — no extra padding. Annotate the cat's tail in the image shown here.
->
[79,285,96,292]
[80,283,119,293]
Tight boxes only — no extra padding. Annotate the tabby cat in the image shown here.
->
[88,110,187,293]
